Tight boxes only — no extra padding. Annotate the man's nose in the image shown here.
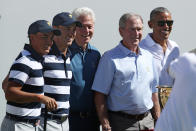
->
[83,26,89,33]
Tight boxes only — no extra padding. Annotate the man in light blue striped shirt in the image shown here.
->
[92,13,159,131]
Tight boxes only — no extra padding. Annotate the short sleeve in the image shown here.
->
[9,58,31,86]
[92,53,115,95]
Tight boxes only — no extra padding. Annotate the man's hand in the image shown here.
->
[94,92,112,131]
[102,124,112,131]
[39,95,57,111]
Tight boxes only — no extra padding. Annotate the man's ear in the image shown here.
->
[119,27,123,37]
[29,34,34,41]
[148,20,153,29]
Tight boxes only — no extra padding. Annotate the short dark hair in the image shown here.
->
[119,12,143,29]
[150,7,171,21]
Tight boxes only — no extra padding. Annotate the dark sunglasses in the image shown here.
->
[157,20,174,27]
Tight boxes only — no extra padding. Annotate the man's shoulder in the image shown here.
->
[14,50,34,63]
[140,48,153,58]
[168,39,179,48]
[101,45,122,60]
[12,50,42,72]
[139,35,155,49]
[88,43,99,51]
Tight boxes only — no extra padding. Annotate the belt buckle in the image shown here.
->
[80,112,89,118]
[134,114,142,120]
[60,115,67,123]
[136,112,148,120]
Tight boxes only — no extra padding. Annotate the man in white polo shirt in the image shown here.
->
[140,7,180,116]
[140,7,180,87]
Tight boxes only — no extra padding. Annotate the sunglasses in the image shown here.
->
[157,20,174,27]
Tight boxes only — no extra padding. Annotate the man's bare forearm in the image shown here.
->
[152,92,161,120]
[2,74,9,92]
[5,81,57,110]
[94,91,111,131]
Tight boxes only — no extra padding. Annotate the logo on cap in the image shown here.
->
[47,21,51,26]
[69,14,72,18]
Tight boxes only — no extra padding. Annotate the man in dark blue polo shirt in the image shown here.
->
[68,7,101,131]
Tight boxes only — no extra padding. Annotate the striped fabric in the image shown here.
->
[7,44,44,120]
[42,43,72,115]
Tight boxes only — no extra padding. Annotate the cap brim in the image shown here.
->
[40,28,61,36]
[75,21,82,27]
[52,29,61,36]
[62,20,82,27]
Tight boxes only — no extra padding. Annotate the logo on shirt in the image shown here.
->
[146,66,150,72]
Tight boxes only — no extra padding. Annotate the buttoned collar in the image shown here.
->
[24,44,44,62]
[144,33,172,50]
[71,40,92,52]
[49,42,71,58]
[118,41,142,57]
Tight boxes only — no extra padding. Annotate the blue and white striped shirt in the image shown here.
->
[42,43,72,115]
[7,44,44,120]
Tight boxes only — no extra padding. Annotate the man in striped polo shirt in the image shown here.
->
[39,12,82,131]
[1,20,60,131]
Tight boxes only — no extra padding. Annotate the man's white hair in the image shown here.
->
[72,7,96,22]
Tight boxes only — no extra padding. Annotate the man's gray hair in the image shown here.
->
[72,7,96,22]
[119,13,143,29]
[150,7,171,21]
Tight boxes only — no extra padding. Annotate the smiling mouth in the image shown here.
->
[161,29,171,33]
[82,34,90,37]
[44,46,51,50]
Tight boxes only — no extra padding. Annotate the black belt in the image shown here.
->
[108,110,149,121]
[69,110,96,118]
[41,113,68,123]
[5,114,38,124]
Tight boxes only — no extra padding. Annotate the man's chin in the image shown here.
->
[67,42,73,46]
[41,50,50,56]
[161,35,169,41]
[82,39,90,44]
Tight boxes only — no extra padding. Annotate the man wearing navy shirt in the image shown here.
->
[68,7,101,131]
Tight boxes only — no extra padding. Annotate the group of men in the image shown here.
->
[1,6,180,131]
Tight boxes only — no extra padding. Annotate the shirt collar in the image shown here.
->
[144,33,157,47]
[71,40,92,52]
[24,44,44,62]
[145,33,172,49]
[49,42,61,56]
[49,42,72,58]
[118,41,142,57]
